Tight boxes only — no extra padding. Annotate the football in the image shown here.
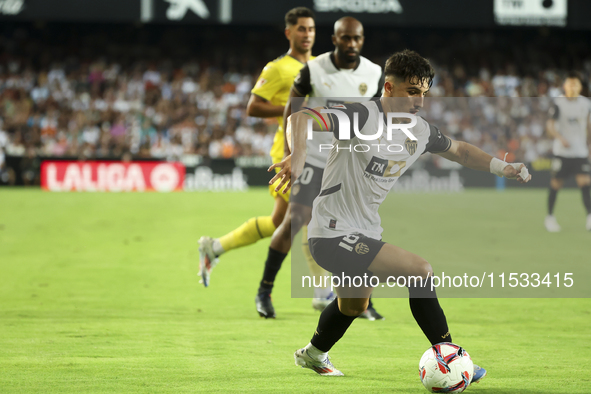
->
[418,342,474,393]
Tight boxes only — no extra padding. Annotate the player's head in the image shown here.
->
[563,71,582,98]
[332,17,364,66]
[285,7,316,55]
[382,50,434,114]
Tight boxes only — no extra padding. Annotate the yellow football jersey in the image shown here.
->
[251,54,314,164]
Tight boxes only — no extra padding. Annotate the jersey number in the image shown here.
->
[298,166,314,185]
[338,234,359,252]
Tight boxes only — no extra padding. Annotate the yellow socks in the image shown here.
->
[218,216,276,253]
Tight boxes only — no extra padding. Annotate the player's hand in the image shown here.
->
[503,163,532,184]
[268,155,293,194]
[560,138,570,148]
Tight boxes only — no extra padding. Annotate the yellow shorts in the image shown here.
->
[269,167,290,203]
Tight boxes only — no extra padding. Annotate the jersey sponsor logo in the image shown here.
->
[404,137,418,155]
[355,243,369,255]
[359,83,368,96]
[256,78,267,88]
[365,157,406,179]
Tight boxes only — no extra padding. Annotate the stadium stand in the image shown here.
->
[1,23,590,185]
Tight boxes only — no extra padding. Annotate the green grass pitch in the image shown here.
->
[0,187,590,393]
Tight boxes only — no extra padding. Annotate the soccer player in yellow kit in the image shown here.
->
[198,7,316,287]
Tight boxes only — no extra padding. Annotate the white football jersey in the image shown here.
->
[307,100,451,241]
[293,52,383,168]
[550,96,591,158]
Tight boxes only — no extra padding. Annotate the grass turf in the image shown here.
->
[0,188,590,393]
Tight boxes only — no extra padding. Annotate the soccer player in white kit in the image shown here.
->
[544,72,591,232]
[269,50,531,381]
[255,17,384,319]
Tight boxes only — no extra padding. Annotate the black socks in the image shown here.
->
[548,186,590,216]
[310,299,358,352]
[258,247,287,293]
[548,187,558,215]
[408,278,452,345]
[581,185,591,215]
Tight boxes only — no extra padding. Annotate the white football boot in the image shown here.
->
[312,291,335,312]
[544,215,561,232]
[294,348,344,376]
[198,236,219,287]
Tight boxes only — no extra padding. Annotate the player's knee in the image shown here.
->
[272,213,284,228]
[577,177,591,187]
[414,258,433,279]
[550,179,563,190]
[338,300,369,317]
[291,213,305,234]
[276,220,292,241]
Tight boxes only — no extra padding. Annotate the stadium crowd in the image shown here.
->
[1,24,590,184]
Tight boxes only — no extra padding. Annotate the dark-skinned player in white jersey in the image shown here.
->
[269,50,531,382]
[255,16,384,320]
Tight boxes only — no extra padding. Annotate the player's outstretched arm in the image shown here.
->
[437,139,532,183]
[269,107,333,192]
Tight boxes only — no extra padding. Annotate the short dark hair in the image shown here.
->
[384,50,435,88]
[285,7,315,27]
[566,71,582,82]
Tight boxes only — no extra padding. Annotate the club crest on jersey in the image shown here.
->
[359,83,367,96]
[405,137,418,155]
[355,242,369,255]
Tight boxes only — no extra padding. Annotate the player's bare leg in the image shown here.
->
[255,201,307,318]
[546,177,564,232]
[367,243,485,383]
[246,196,288,318]
[297,244,443,373]
[575,174,591,230]
[271,195,289,228]
[296,242,489,381]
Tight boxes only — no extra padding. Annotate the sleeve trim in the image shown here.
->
[251,93,270,102]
